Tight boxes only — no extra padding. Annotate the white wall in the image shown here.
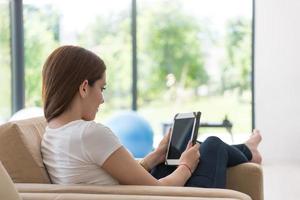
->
[255,0,300,163]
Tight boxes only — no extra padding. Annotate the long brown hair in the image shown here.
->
[42,45,106,122]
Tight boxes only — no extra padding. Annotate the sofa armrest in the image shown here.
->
[226,163,263,200]
[0,162,22,200]
[16,184,251,200]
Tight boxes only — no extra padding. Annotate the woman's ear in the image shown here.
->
[79,80,89,98]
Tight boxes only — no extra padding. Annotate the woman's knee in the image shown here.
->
[200,136,225,152]
[199,136,228,164]
[204,136,223,145]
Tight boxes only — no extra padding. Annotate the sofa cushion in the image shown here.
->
[17,184,251,200]
[0,117,50,183]
[20,193,243,200]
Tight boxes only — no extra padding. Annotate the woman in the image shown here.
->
[41,45,262,188]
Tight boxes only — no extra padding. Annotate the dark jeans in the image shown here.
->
[151,136,252,188]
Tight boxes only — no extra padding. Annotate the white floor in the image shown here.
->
[262,161,300,200]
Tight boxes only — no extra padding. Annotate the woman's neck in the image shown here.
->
[48,106,83,129]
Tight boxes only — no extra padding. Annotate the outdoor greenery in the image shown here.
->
[221,18,252,95]
[23,5,60,107]
[0,1,252,136]
[138,2,208,102]
[78,12,132,110]
[137,93,251,137]
[0,3,11,121]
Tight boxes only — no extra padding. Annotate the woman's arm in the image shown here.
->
[140,146,167,172]
[140,129,171,171]
[102,144,199,186]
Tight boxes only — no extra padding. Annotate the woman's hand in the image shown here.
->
[142,129,171,170]
[179,141,200,173]
[153,128,171,164]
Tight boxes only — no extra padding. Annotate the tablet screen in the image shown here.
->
[167,117,195,159]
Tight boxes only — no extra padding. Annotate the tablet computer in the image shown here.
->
[165,112,201,165]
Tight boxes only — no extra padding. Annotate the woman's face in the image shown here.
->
[82,73,106,121]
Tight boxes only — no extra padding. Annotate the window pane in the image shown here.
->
[137,0,253,144]
[23,0,131,119]
[0,0,11,123]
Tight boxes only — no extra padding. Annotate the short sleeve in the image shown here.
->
[81,122,122,166]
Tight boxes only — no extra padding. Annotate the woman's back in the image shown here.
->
[41,120,121,185]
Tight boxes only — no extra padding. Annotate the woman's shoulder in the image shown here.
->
[83,121,117,139]
[45,119,88,135]
[86,121,112,132]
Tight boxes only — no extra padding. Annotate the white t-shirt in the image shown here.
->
[41,120,122,185]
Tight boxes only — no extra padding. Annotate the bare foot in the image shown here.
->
[245,129,262,164]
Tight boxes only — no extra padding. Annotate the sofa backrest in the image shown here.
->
[0,117,51,183]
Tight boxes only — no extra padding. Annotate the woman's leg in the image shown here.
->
[151,131,262,188]
[185,136,250,188]
[230,129,262,164]
[231,144,252,161]
[151,136,250,187]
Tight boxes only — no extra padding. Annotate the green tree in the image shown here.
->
[221,18,251,95]
[23,5,60,107]
[138,1,208,101]
[78,11,132,111]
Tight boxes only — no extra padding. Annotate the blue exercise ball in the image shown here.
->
[105,111,154,158]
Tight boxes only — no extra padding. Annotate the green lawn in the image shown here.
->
[97,93,252,138]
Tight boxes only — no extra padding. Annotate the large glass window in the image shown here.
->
[23,0,132,119]
[3,0,253,144]
[137,0,253,144]
[0,0,11,123]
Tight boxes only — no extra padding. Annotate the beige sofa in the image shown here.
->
[0,117,264,200]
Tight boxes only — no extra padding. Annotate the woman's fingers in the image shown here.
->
[192,143,200,159]
[163,128,172,142]
[158,128,171,146]
[186,140,200,151]
[197,150,200,158]
[186,140,193,150]
[165,128,171,140]
[194,142,200,150]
